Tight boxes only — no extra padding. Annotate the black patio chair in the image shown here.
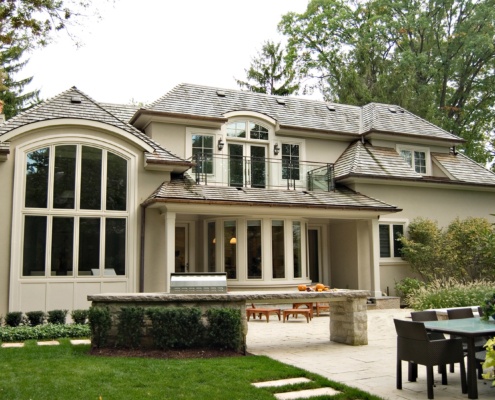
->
[411,310,450,379]
[447,307,487,378]
[394,319,467,399]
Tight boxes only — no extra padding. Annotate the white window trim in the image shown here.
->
[378,219,408,262]
[224,118,271,142]
[396,145,431,175]
[9,132,138,310]
[185,127,220,160]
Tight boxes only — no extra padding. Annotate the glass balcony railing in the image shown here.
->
[190,153,334,192]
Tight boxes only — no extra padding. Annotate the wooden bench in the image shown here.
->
[283,308,312,323]
[246,304,281,322]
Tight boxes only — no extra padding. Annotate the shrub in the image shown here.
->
[395,277,425,304]
[47,310,68,325]
[406,278,494,310]
[88,306,112,348]
[399,217,495,283]
[5,312,23,327]
[206,308,243,352]
[71,309,88,325]
[0,323,90,343]
[25,311,46,326]
[147,307,204,349]
[116,307,145,349]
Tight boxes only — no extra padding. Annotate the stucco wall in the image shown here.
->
[329,221,359,290]
[353,182,495,295]
[0,144,14,315]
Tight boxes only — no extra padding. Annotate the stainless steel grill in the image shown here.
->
[170,272,227,293]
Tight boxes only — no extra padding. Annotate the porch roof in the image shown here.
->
[142,176,400,212]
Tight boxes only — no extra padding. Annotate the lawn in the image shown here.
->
[0,339,384,400]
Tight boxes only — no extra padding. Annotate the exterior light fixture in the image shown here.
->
[229,237,237,245]
[274,143,280,156]
[218,139,225,151]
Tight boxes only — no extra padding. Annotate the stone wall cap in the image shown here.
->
[88,290,370,302]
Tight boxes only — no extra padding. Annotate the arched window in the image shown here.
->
[22,144,128,277]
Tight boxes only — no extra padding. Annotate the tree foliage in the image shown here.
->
[0,44,40,119]
[399,217,495,283]
[236,41,299,96]
[279,0,495,165]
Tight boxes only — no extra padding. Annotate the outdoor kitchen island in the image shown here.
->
[88,289,369,349]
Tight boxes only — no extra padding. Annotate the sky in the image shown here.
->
[22,0,312,105]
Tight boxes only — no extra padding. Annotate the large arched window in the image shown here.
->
[22,144,128,277]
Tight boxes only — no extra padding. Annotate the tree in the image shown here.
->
[236,41,300,96]
[398,217,495,283]
[0,0,100,119]
[0,45,40,119]
[0,0,94,50]
[279,0,495,165]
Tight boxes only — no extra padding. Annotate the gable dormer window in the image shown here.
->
[397,146,429,175]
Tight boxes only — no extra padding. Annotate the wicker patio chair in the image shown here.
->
[447,307,487,378]
[411,310,450,380]
[394,319,467,399]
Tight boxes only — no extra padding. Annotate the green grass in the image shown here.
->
[0,339,384,400]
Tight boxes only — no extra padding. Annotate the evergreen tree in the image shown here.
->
[0,45,40,119]
[236,41,299,96]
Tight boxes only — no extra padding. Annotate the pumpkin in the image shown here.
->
[315,283,325,291]
[297,284,307,291]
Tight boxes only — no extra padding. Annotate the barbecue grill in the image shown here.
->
[170,272,227,293]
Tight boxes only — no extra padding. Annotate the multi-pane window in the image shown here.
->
[192,134,213,174]
[226,121,268,140]
[400,149,427,174]
[247,220,262,279]
[272,220,285,278]
[22,144,128,277]
[379,224,404,258]
[293,221,302,278]
[282,144,300,180]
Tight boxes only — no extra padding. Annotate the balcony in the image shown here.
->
[190,153,334,192]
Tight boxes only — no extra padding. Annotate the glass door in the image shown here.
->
[228,143,266,188]
[175,225,188,272]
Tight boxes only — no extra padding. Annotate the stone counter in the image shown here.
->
[88,289,369,347]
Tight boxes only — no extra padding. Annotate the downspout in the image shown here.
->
[139,204,147,293]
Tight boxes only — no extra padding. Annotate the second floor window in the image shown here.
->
[282,143,300,180]
[400,149,427,174]
[227,121,268,140]
[192,134,213,174]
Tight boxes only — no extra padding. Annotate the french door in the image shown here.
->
[228,143,266,188]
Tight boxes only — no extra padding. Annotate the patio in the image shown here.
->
[246,308,495,400]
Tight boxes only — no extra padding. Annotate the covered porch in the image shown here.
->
[140,178,401,297]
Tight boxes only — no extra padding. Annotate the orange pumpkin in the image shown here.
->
[315,283,325,291]
[298,284,307,291]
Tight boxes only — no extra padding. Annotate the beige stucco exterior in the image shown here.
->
[2,85,495,315]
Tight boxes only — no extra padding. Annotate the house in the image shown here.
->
[1,83,495,315]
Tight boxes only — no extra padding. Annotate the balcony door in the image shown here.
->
[228,143,266,188]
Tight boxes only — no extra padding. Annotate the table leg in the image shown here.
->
[466,337,478,399]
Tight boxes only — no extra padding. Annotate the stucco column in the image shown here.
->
[369,218,382,297]
[164,211,176,292]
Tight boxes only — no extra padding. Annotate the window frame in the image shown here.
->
[397,145,430,175]
[15,137,134,280]
[379,221,407,260]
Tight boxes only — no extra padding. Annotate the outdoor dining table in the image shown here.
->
[423,317,495,399]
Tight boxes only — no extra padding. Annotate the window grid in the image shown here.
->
[22,144,128,278]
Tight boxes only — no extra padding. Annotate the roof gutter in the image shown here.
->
[130,109,228,125]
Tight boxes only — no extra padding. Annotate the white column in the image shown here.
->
[163,211,176,293]
[369,218,382,297]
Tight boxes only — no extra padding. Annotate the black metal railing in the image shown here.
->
[192,153,334,192]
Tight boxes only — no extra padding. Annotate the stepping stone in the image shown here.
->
[37,340,60,346]
[1,342,24,348]
[253,377,312,388]
[274,387,341,399]
[70,339,91,345]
